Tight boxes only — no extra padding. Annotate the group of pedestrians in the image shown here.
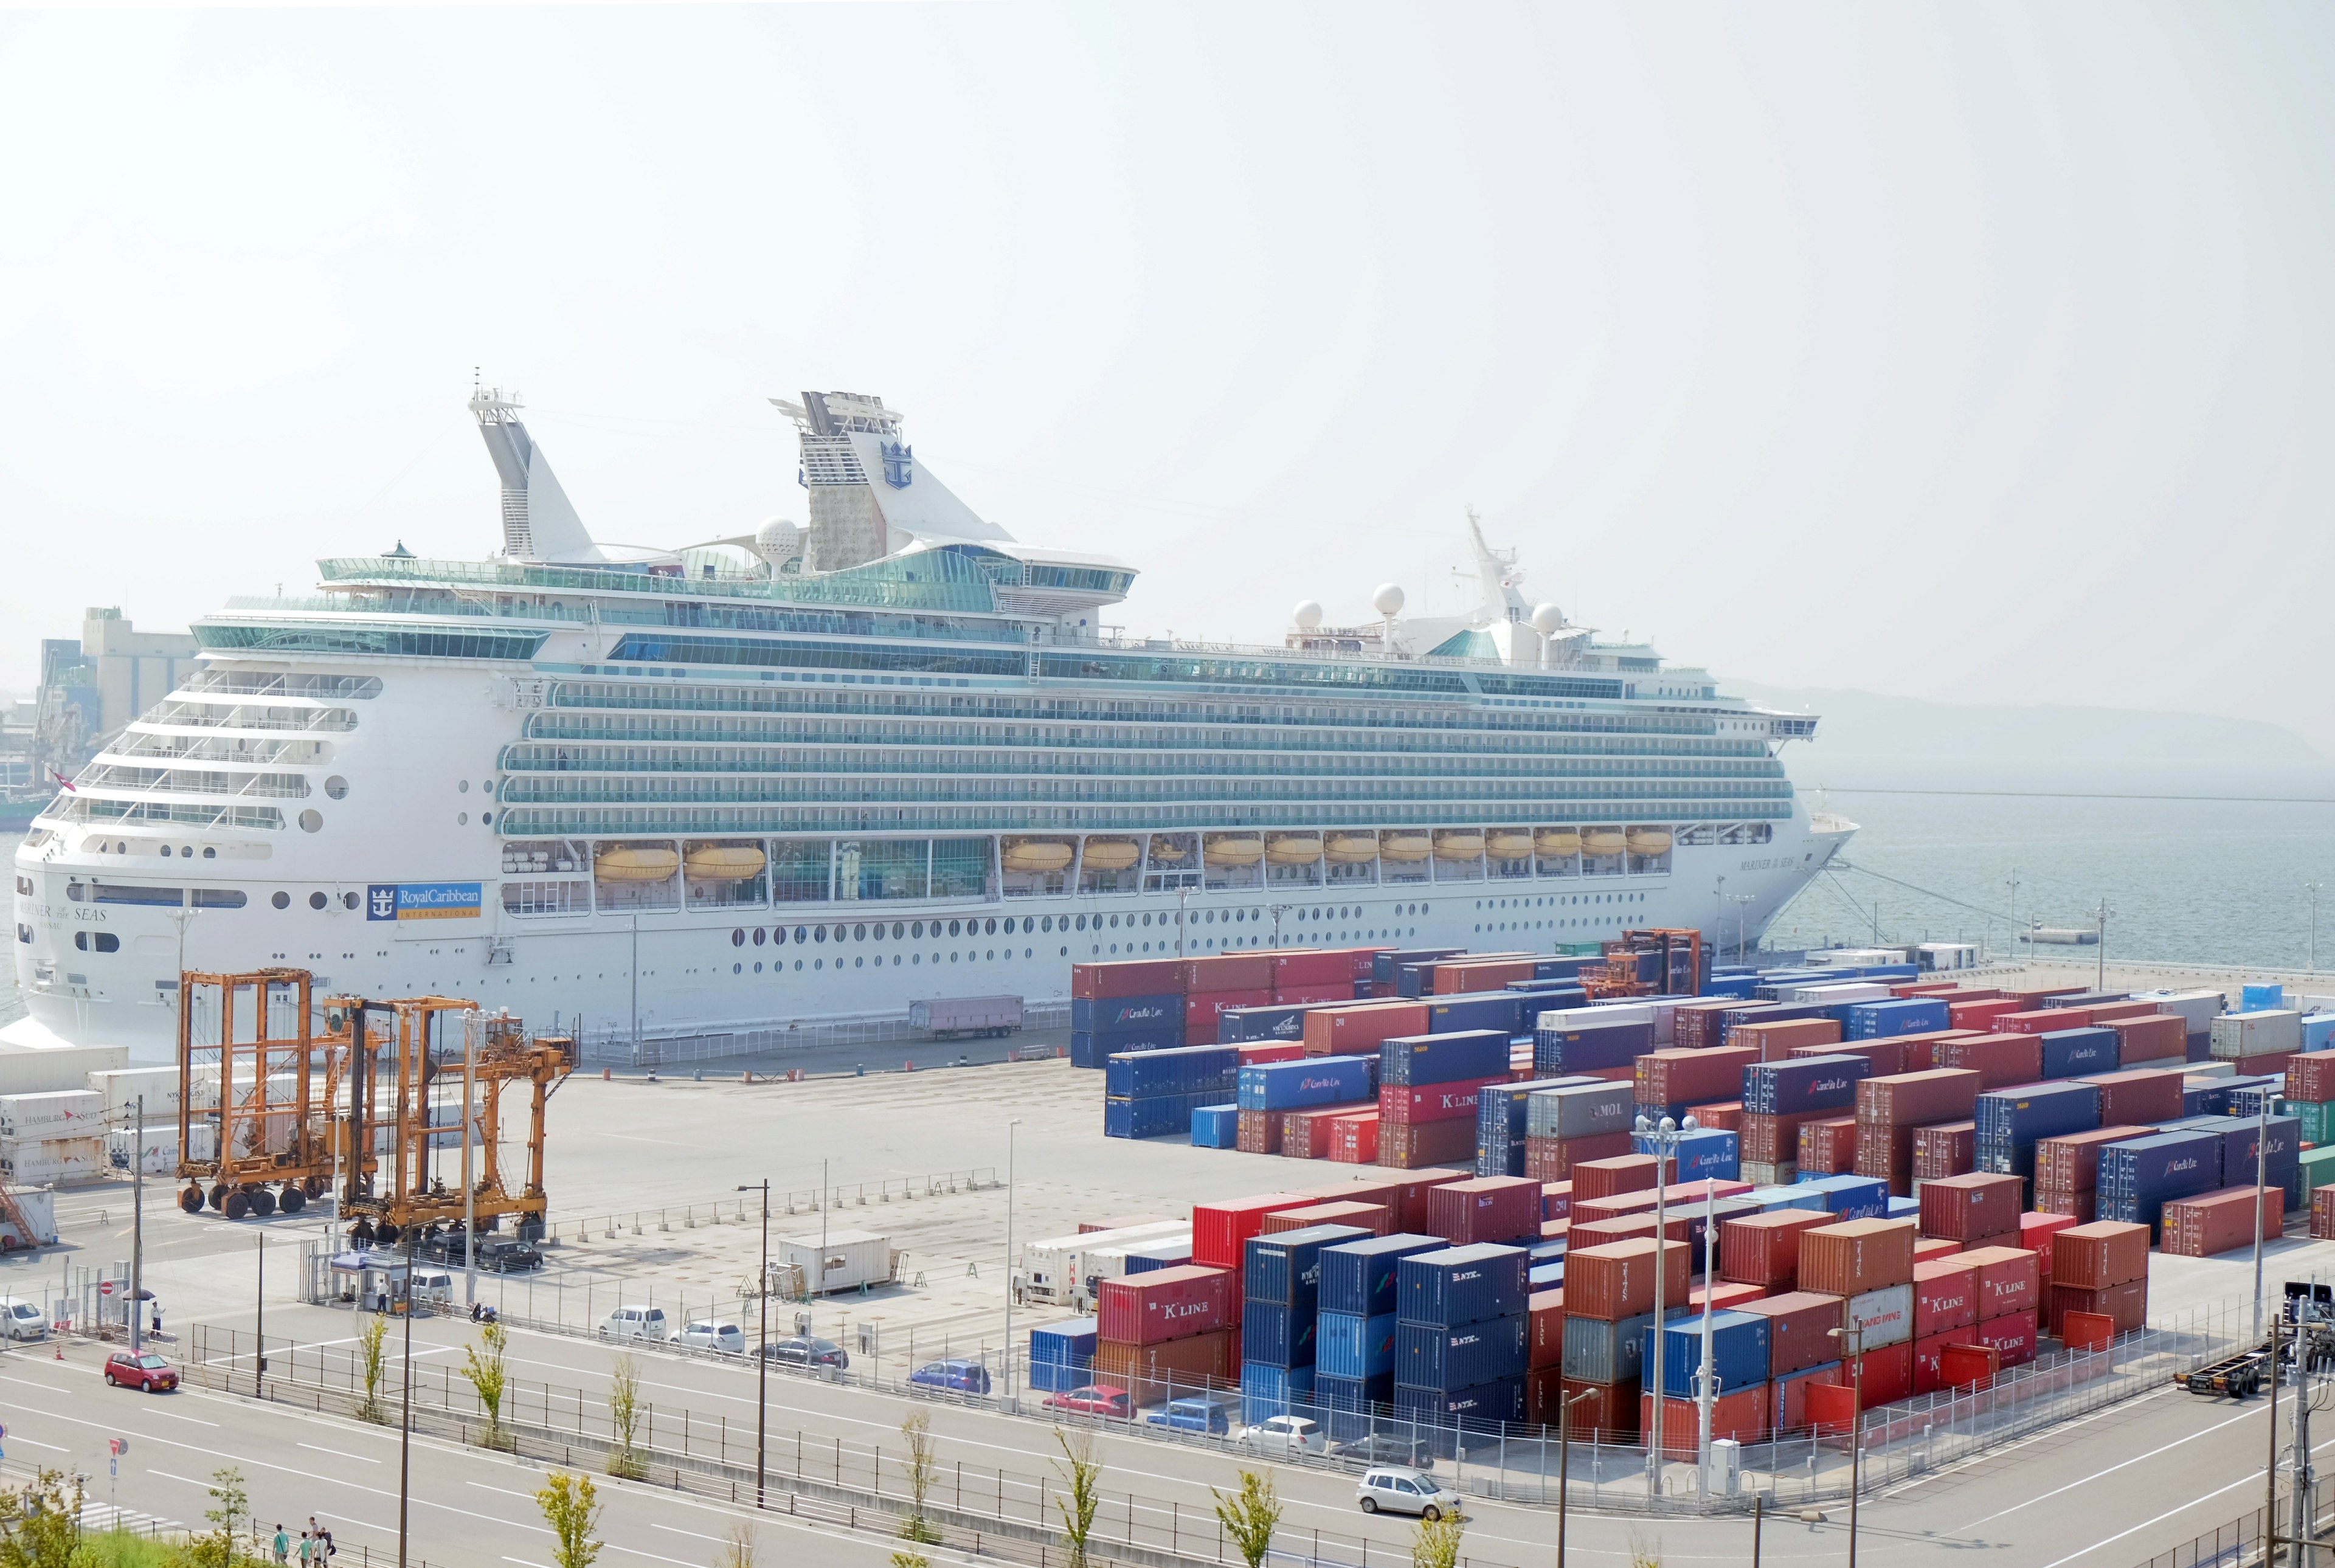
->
[268,1516,334,1564]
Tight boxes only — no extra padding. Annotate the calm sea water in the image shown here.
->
[8,758,2334,1025]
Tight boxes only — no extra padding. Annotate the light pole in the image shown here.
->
[128,1096,145,1355]
[1634,1111,1698,1492]
[1555,1384,1597,1566]
[1005,1119,1023,1406]
[2003,869,2020,965]
[1713,876,1726,956]
[2254,1086,2271,1344]
[738,1179,769,1508]
[1695,1178,1718,1500]
[2094,897,2113,993]
[1828,1324,1865,1568]
[2309,883,2325,972]
[1727,893,1756,967]
[1177,885,1192,959]
[398,1221,415,1568]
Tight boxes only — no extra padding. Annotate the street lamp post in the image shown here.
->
[2254,1086,2272,1344]
[398,1221,416,1568]
[1555,1384,1598,1566]
[1005,1118,1022,1406]
[1828,1325,1866,1568]
[1634,1112,1698,1493]
[129,1096,145,1356]
[1696,1178,1718,1500]
[738,1179,769,1508]
[1727,893,1756,967]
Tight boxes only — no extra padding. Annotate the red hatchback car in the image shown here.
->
[103,1351,179,1393]
[1042,1384,1132,1418]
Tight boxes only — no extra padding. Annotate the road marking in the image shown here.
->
[471,1481,545,1500]
[134,1407,220,1427]
[2038,1429,2335,1568]
[504,1559,556,1568]
[5,1435,68,1451]
[297,1442,381,1463]
[1952,1400,2263,1529]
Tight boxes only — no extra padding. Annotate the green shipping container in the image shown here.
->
[2296,1101,2335,1147]
[2300,1144,2335,1197]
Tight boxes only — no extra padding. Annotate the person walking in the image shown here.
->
[297,1530,314,1565]
[310,1516,334,1559]
[272,1524,289,1564]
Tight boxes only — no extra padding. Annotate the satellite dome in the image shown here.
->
[753,517,802,562]
[1293,599,1325,630]
[1529,603,1565,635]
[1372,584,1405,617]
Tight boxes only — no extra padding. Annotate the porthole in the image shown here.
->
[457,813,468,826]
[299,810,322,833]
[891,922,904,939]
[203,847,216,859]
[854,956,863,969]
[753,961,763,973]
[272,891,290,910]
[733,962,742,975]
[912,921,925,938]
[482,781,495,795]
[986,949,995,961]
[913,953,921,965]
[985,918,997,935]
[459,780,469,793]
[309,892,327,911]
[815,926,828,943]
[949,920,963,938]
[1074,915,1086,931]
[854,923,867,941]
[482,813,492,826]
[793,959,803,971]
[343,891,359,910]
[794,927,807,944]
[732,929,745,947]
[753,927,766,946]
[324,776,348,800]
[815,958,823,970]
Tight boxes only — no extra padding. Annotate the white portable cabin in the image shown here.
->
[1913,944,1979,972]
[778,1229,894,1296]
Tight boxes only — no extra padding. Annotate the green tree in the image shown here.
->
[1050,1429,1101,1568]
[887,1555,929,1568]
[197,1466,251,1568]
[1411,1501,1467,1568]
[357,1313,389,1423]
[462,1317,511,1448]
[535,1471,604,1568]
[898,1411,939,1544]
[1210,1470,1281,1568]
[0,1466,86,1568]
[607,1355,646,1479]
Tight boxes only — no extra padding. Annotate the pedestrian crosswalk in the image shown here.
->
[76,1500,183,1538]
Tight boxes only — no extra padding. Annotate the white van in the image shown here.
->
[0,1296,47,1342]
[408,1270,455,1308]
[598,1305,669,1342]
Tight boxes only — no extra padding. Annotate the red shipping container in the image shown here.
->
[1529,1290,1566,1369]
[1691,1280,1768,1313]
[1721,1209,1832,1288]
[1934,1034,2045,1090]
[2234,1051,2295,1081]
[1918,1173,2025,1242]
[1670,1001,1740,1052]
[1914,1122,1977,1180]
[1573,1179,1754,1223]
[1431,958,1534,993]
[1798,1219,1917,1297]
[1573,1155,1669,1201]
[2108,1014,2187,1067]
[1949,998,2024,1031]
[1734,1018,1844,1061]
[1073,959,1186,1000]
[1857,1069,1984,1128]
[1523,1131,1634,1181]
[2049,1279,2147,1335]
[1741,1111,1822,1165]
[1262,1200,1389,1236]
[1541,1183,1572,1222]
[1890,982,1962,998]
[1853,1133,1915,1197]
[1182,953,1273,992]
[1743,1289,1846,1376]
[1095,1265,1233,1345]
[2316,1186,2335,1242]
[1911,1328,1979,1395]
[2289,1049,2335,1104]
[1914,1236,1961,1263]
[1774,1362,1846,1431]
[2032,1186,2097,1224]
[2161,1186,2283,1258]
[1306,1001,1432,1055]
[1380,1078,1496,1127]
[1948,1245,2039,1321]
[1689,1101,1745,1132]
[1556,1378,1639,1440]
[1797,1116,1860,1175]
[1273,986,1354,1007]
[1998,1008,2083,1034]
[1818,1339,1914,1409]
[1280,1102,1375,1159]
[1425,1176,1543,1246]
[1091,1329,1235,1401]
[1376,1170,1470,1230]
[1380,1119,1478,1170]
[1327,1113,1381,1164]
[2077,1069,2185,1127]
[1186,988,1274,1035]
[2033,1126,2156,1193]
[1642,1386,1769,1457]
[1636,1046,1759,1108]
[2019,1211,2078,1278]
[1564,1238,1692,1321]
[1236,1111,1282,1155]
[1569,1212,1694,1251]
[2088,1000,2160,1024]
[1972,1308,2038,1367]
[1191,1193,1306,1269]
[1271,950,1354,988]
[1237,1041,1307,1066]
[1913,1259,1976,1335]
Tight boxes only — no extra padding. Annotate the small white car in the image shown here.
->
[1237,1414,1327,1456]
[1356,1466,1461,1520]
[671,1320,746,1355]
[0,1297,47,1342]
[598,1305,671,1342]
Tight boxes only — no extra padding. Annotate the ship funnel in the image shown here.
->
[471,384,603,563]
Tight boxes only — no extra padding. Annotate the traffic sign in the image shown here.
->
[108,1437,128,1457]
[99,1280,114,1297]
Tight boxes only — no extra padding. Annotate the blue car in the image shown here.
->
[909,1358,992,1395]
[1145,1392,1239,1436]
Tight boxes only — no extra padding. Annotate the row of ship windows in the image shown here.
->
[499,779,1793,805]
[498,748,1783,780]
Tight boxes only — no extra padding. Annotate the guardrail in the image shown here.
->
[535,1166,1001,1246]
[579,1004,1071,1065]
[2133,1470,2335,1568]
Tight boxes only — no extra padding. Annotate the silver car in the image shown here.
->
[1237,1414,1327,1456]
[670,1320,746,1355]
[1356,1466,1461,1520]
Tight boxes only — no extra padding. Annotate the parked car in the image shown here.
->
[1237,1414,1327,1456]
[671,1321,747,1355]
[908,1358,992,1394]
[763,1335,848,1370]
[598,1305,671,1342]
[1145,1392,1239,1436]
[0,1296,47,1342]
[1042,1384,1133,1419]
[473,1237,544,1274]
[1332,1432,1436,1471]
[102,1350,179,1394]
[1355,1467,1460,1519]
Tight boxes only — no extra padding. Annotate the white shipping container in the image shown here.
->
[1914,943,1979,972]
[0,1187,58,1247]
[0,1045,131,1098]
[1073,1228,1194,1297]
[1020,1219,1187,1301]
[1844,1282,1914,1349]
[0,1137,108,1186]
[1782,983,1894,1006]
[2211,1010,2303,1060]
[1537,1004,1653,1034]
[1807,949,1908,969]
[2184,1062,2238,1082]
[778,1229,893,1295]
[2133,990,2227,1040]
[0,1090,107,1139]
[87,1066,198,1116]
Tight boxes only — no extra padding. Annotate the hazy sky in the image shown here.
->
[3,5,2331,741]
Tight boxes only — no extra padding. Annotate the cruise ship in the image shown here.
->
[10,386,1853,1055]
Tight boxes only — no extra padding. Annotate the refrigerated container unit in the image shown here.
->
[2212,1010,2304,1061]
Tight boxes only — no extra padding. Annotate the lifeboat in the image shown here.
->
[1379,832,1432,862]
[1486,830,1534,860]
[1079,838,1141,872]
[1204,834,1265,866]
[1626,827,1673,857]
[1324,834,1380,863]
[593,846,680,882]
[1146,835,1192,863]
[1535,828,1582,858]
[1433,831,1486,860]
[1001,838,1075,874]
[1580,828,1625,858]
[1266,833,1323,865]
[682,844,767,881]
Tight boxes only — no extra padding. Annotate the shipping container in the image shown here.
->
[1855,1069,1983,1128]
[1318,1233,1448,1319]
[1734,1018,1847,1062]
[1743,1055,1870,1116]
[1917,1173,2025,1242]
[1392,1375,1525,1429]
[1076,994,1189,1036]
[1635,1128,1740,1186]
[1527,1082,1636,1141]
[1976,1082,2103,1176]
[1914,1259,1976,1336]
[1397,1243,1531,1328]
[1798,1220,1917,1297]
[1971,1308,2038,1367]
[1797,1116,1859,1175]
[2032,1127,2155,1193]
[1105,1094,1212,1140]
[1914,1122,1976,1181]
[1740,1112,1821,1166]
[1641,1384,1770,1458]
[1264,1201,1390,1238]
[1190,1105,1240,1149]
[1933,1034,2044,1090]
[1307,1001,1434,1057]
[1239,1057,1375,1113]
[1074,959,1187,1000]
[2212,1010,2303,1060]
[1425,994,1534,1039]
[1847,998,1952,1039]
[1381,1119,1481,1170]
[1237,1361,1316,1423]
[1096,1266,1233,1346]
[1640,1311,1771,1395]
[1328,1111,1382,1164]
[1396,1314,1531,1390]
[2160,1186,2283,1257]
[1720,1209,1831,1288]
[2105,1014,2185,1067]
[2095,1131,2222,1238]
[1192,1195,1307,1270]
[1796,1174,1893,1218]
[1563,1239,1691,1322]
[1842,1281,1914,1348]
[1093,1329,1237,1403]
[1562,1310,1656,1384]
[1316,1310,1398,1380]
[1636,1047,1759,1108]
[1423,1176,1544,1248]
[1532,1019,1656,1076]
[1574,1155,1668,1201]
[1379,1029,1511,1088]
[1106,1045,1238,1100]
[1477,1076,1600,1175]
[1948,1245,2039,1321]
[1740,1290,1843,1376]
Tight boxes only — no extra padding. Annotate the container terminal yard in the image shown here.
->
[4,941,2335,1566]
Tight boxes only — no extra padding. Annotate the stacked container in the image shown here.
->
[1378,1031,1510,1170]
[1476,1076,1597,1178]
[2095,1131,2221,1240]
[1945,1245,2041,1367]
[1798,1218,1917,1403]
[1240,1223,1371,1420]
[1028,1318,1099,1393]
[2047,1220,2151,1334]
[1854,1068,1982,1197]
[1315,1233,1445,1429]
[1092,1266,1236,1404]
[1974,1082,2102,1181]
[1103,1044,1239,1141]
[1071,959,1188,1066]
[2159,1187,2283,1258]
[1558,1237,1690,1436]
[1639,1310,1773,1456]
[1523,1082,1636,1181]
[2030,1127,2151,1224]
[1392,1243,1532,1445]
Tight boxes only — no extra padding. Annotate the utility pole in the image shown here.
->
[629,914,640,1068]
[1728,893,1756,966]
[2004,869,2022,964]
[129,1096,144,1355]
[1555,1384,1597,1566]
[254,1235,266,1396]
[1830,1325,1866,1568]
[2293,1307,2315,1568]
[1634,1113,1697,1491]
[1176,885,1192,958]
[2094,898,2113,992]
[1697,1178,1717,1501]
[398,1223,415,1568]
[2255,1088,2272,1344]
[737,1179,769,1508]
[1005,1119,1022,1406]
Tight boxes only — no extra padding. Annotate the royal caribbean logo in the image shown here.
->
[366,882,484,922]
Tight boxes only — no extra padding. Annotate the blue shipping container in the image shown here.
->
[1427,993,1532,1038]
[1743,1055,1870,1116]
[1031,1318,1098,1365]
[1478,1076,1598,1176]
[1219,1004,1317,1044]
[1976,1082,2103,1174]
[1397,1244,1530,1329]
[2221,1079,2286,1120]
[1533,1020,1655,1074]
[1189,1104,1240,1149]
[1237,1056,1374,1111]
[1642,1311,1771,1395]
[1246,1224,1372,1309]
[1107,1045,1239,1100]
[1742,1184,1828,1213]
[2226,1113,2303,1178]
[1242,1299,1319,1369]
[1312,1371,1390,1440]
[1847,998,1952,1039]
[1396,1314,1530,1390]
[2244,984,2288,1012]
[1886,1195,1922,1221]
[1318,1311,1399,1380]
[1704,976,1759,1000]
[1124,1237,1195,1273]
[1239,1362,1316,1423]
[1377,948,1463,986]
[2039,1027,2120,1079]
[1320,1234,1448,1318]
[1392,1375,1526,1428]
[1561,1311,1656,1384]
[1105,1094,1207,1140]
[2097,1129,2223,1229]
[1794,1174,1890,1218]
[1073,994,1187,1034]
[1381,1030,1511,1087]
[1635,1127,1740,1184]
